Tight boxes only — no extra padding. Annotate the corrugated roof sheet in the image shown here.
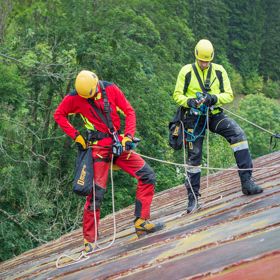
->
[1,151,280,280]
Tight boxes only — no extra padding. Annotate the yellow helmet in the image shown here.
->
[75,70,99,98]
[194,39,214,62]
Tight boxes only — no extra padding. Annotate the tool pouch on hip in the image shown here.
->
[73,148,94,196]
[168,106,187,150]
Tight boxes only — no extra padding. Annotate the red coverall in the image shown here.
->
[54,81,156,242]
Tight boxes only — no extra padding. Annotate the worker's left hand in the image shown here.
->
[75,134,87,150]
[121,135,133,151]
[203,93,218,107]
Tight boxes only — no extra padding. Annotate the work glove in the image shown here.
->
[75,134,87,150]
[203,93,218,107]
[187,98,200,108]
[121,135,133,151]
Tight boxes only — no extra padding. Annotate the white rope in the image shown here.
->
[206,109,210,189]
[203,108,213,204]
[55,251,89,268]
[137,153,280,171]
[94,154,117,250]
[222,107,275,136]
[180,120,198,214]
[56,151,117,269]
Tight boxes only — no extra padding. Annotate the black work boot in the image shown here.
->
[185,171,201,213]
[241,179,263,195]
[187,191,200,213]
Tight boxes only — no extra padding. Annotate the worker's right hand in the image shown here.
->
[75,134,87,150]
[203,93,218,107]
[122,136,133,151]
[187,98,200,108]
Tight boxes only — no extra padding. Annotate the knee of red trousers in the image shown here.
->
[134,163,156,219]
[135,183,155,219]
[83,206,100,243]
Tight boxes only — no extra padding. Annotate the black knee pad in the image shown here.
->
[89,184,106,210]
[136,163,156,185]
[231,128,247,144]
[216,117,247,144]
[188,155,202,167]
[134,199,142,218]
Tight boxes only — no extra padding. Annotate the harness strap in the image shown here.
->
[94,157,110,162]
[100,81,115,133]
[88,98,109,128]
[87,81,118,136]
[192,63,212,93]
[88,130,111,141]
[215,70,224,92]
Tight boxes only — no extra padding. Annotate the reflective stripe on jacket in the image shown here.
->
[173,61,233,108]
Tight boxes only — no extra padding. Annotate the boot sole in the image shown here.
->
[242,189,263,195]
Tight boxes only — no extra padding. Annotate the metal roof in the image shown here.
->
[1,151,280,280]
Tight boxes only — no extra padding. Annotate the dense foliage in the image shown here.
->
[0,0,279,261]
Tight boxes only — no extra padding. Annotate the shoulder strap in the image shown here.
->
[183,71,192,95]
[87,98,109,126]
[99,81,115,133]
[87,81,115,133]
[192,63,212,93]
[215,70,224,92]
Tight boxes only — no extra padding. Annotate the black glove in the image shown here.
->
[75,134,87,150]
[187,98,200,108]
[203,93,218,107]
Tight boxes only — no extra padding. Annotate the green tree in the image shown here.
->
[260,0,280,81]
[237,94,280,158]
[188,0,229,61]
[225,0,265,83]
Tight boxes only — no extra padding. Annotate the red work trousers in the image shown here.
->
[83,147,156,242]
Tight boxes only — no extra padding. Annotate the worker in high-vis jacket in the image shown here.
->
[173,39,263,213]
[54,70,164,254]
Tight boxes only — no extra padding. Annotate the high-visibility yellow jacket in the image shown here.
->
[173,61,233,109]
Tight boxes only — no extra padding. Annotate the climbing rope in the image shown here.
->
[184,112,208,142]
[222,106,280,150]
[221,107,275,136]
[181,120,198,214]
[92,154,117,250]
[137,153,280,171]
[56,154,117,269]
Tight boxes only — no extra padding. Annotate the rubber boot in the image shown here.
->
[134,218,165,238]
[241,179,263,195]
[83,239,96,254]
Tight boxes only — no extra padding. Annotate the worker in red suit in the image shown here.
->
[54,70,164,254]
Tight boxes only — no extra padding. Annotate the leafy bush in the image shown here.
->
[237,94,280,158]
[244,72,263,95]
[263,79,280,99]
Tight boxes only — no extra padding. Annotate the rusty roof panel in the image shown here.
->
[0,151,280,280]
[121,229,280,280]
[203,252,280,280]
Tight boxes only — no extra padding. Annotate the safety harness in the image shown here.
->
[87,81,123,156]
[185,64,212,142]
